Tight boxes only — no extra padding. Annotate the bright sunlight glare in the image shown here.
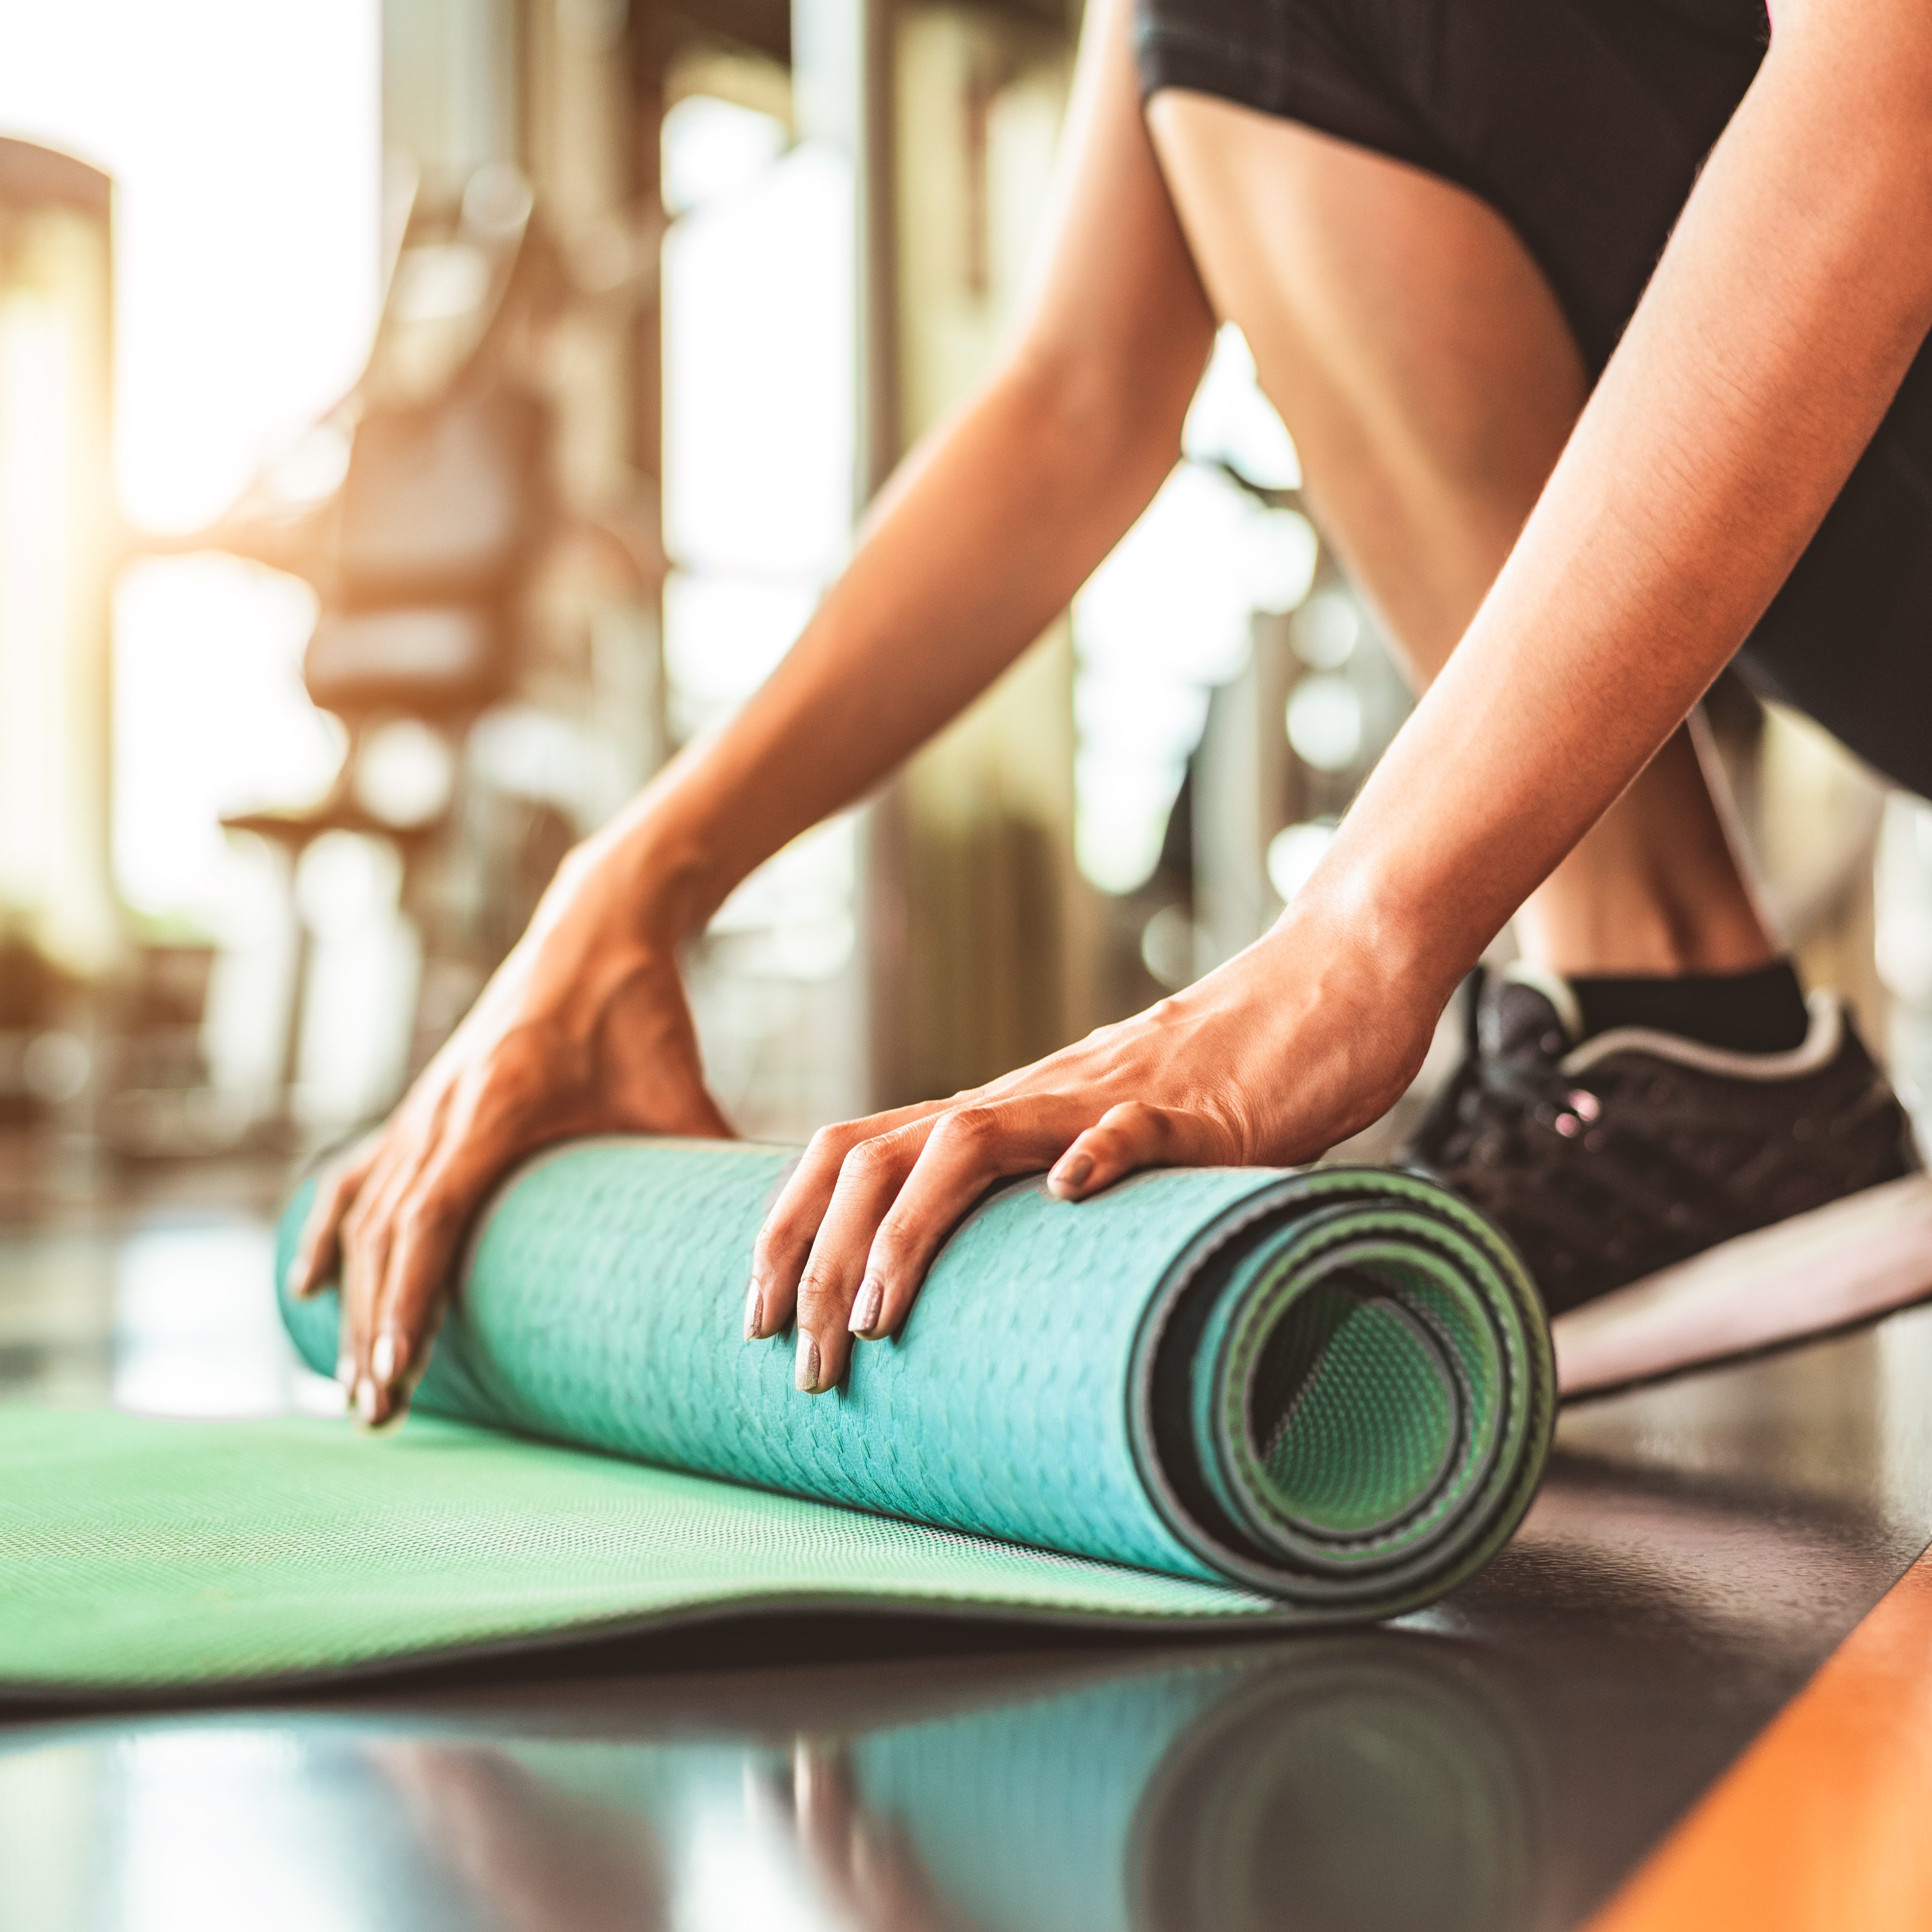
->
[0,0,381,534]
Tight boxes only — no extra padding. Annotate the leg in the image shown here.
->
[1147,96,1775,974]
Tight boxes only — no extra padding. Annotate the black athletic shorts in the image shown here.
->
[1136,0,1932,798]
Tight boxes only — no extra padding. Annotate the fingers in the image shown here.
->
[337,1137,426,1429]
[771,1098,1078,1396]
[792,1123,932,1393]
[745,1101,951,1344]
[304,919,743,1433]
[792,1742,862,1903]
[358,1115,509,1428]
[336,1088,457,1431]
[851,1101,1075,1347]
[289,1133,381,1298]
[749,1089,1240,1398]
[787,1742,959,1932]
[1046,1100,1225,1200]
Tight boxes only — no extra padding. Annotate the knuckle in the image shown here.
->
[838,1136,899,1186]
[393,1197,443,1248]
[935,1104,1000,1152]
[754,1203,812,1265]
[323,1162,372,1219]
[342,1209,395,1272]
[795,1260,837,1314]
[804,1123,861,1171]
[865,1230,914,1290]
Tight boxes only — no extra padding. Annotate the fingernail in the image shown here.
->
[335,1351,354,1386]
[849,1275,884,1336]
[743,1280,764,1341]
[795,1332,821,1393]
[354,1376,383,1426]
[371,1332,405,1386]
[1054,1152,1093,1191]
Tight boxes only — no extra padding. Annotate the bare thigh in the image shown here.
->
[1145,90,1589,674]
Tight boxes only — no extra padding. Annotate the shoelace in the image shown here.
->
[1411,1048,1749,1268]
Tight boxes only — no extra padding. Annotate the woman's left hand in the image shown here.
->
[745,905,1449,1393]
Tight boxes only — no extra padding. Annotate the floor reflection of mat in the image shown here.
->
[0,1639,1542,1932]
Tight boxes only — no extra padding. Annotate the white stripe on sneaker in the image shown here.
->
[1553,1170,1932,1398]
[1559,989,1843,1082]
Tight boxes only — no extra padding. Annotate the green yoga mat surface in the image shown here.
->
[0,1141,1554,1696]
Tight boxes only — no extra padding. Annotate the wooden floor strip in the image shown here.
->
[1587,1550,1932,1930]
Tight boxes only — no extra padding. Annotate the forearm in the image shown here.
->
[609,353,1194,939]
[541,0,1208,952]
[1303,1,1932,990]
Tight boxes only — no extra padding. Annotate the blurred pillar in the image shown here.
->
[886,11,1089,1103]
[383,0,521,189]
[523,0,664,801]
[793,0,912,1108]
[793,0,898,510]
[523,0,648,512]
[1194,614,1296,976]
[0,139,121,982]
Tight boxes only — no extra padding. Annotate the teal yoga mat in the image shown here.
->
[0,1140,1554,1696]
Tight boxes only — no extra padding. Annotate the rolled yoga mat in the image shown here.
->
[0,1140,1554,1697]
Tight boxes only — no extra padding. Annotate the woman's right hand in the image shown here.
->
[287,839,731,1428]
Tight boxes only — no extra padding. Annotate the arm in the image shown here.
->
[298,0,1217,1426]
[637,0,1216,930]
[1332,0,1932,991]
[757,0,1932,1393]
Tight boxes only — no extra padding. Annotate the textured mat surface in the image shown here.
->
[0,1143,1554,1695]
[0,1408,1275,1695]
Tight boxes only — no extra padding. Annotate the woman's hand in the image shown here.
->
[289,842,731,1428]
[747,903,1448,1394]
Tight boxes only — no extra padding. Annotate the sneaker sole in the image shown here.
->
[1552,1171,1932,1400]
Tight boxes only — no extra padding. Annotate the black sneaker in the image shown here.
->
[1398,964,1932,1398]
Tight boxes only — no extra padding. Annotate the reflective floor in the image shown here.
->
[3,1208,1931,1931]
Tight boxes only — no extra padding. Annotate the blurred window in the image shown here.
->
[1072,333,1316,895]
[1,3,382,1115]
[659,93,868,1133]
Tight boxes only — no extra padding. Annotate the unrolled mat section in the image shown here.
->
[279,1141,1552,1612]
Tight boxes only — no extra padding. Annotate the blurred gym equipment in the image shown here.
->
[173,157,661,1144]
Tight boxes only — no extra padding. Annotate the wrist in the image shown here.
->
[1269,837,1478,1018]
[546,769,737,956]
[598,816,722,950]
